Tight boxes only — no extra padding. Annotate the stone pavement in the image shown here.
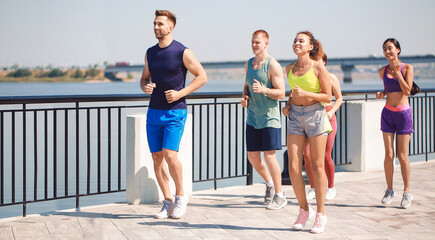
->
[0,160,434,239]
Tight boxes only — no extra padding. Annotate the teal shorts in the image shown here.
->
[146,108,187,153]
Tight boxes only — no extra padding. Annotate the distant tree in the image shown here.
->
[7,68,32,77]
[11,64,19,70]
[86,67,100,78]
[48,68,66,77]
[71,68,84,78]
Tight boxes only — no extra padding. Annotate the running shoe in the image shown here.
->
[326,187,336,200]
[307,188,315,200]
[381,189,395,205]
[264,185,274,204]
[292,205,315,230]
[154,200,174,219]
[171,195,187,219]
[266,193,288,210]
[311,212,327,234]
[400,192,413,208]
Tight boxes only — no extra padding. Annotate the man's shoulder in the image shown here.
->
[172,40,188,50]
[147,43,160,52]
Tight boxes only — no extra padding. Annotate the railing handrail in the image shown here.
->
[1,88,435,104]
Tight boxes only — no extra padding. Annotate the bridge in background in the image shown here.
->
[105,55,435,82]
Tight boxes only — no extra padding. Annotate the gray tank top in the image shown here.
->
[245,56,281,129]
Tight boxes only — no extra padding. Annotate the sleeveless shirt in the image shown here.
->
[245,56,281,129]
[287,62,321,93]
[383,63,405,93]
[146,40,187,110]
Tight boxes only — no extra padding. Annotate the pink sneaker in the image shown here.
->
[292,205,315,230]
[311,212,327,234]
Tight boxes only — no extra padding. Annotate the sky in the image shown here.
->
[1,0,435,68]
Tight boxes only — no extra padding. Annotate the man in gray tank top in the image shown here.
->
[241,30,287,210]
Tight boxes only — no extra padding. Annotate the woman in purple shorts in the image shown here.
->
[376,38,414,208]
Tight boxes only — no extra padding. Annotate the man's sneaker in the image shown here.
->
[307,188,315,200]
[292,205,315,230]
[400,192,413,208]
[154,200,174,219]
[381,189,395,205]
[266,194,288,210]
[326,187,336,200]
[171,195,187,219]
[264,185,274,204]
[311,212,327,234]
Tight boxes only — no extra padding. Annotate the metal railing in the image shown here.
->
[0,89,434,217]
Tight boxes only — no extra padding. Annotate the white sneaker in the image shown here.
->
[171,195,187,219]
[154,200,174,219]
[400,192,413,208]
[326,188,336,200]
[266,193,288,210]
[307,188,315,200]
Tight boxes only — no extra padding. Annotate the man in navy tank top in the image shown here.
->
[140,10,207,219]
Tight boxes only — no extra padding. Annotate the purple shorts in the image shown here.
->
[381,104,414,135]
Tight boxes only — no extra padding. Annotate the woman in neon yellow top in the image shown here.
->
[282,31,332,234]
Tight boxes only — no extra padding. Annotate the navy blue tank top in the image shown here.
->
[383,63,405,93]
[147,40,188,110]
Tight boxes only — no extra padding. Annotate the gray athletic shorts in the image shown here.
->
[287,102,332,138]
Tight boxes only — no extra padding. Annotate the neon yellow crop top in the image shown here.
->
[287,62,321,93]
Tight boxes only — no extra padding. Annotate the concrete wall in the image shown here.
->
[126,113,192,204]
[336,100,387,172]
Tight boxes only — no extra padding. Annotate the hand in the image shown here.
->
[391,60,401,73]
[376,91,384,99]
[252,79,265,94]
[282,105,290,116]
[326,111,333,120]
[144,83,156,94]
[165,89,181,103]
[241,95,249,108]
[292,85,305,98]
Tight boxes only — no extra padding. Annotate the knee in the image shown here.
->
[248,153,262,166]
[310,162,324,177]
[152,152,164,165]
[397,152,409,163]
[289,162,300,176]
[163,150,179,166]
[263,151,277,163]
[384,151,395,162]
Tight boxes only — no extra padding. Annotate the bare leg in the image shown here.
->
[163,148,184,196]
[304,142,315,188]
[248,151,272,184]
[308,134,328,214]
[382,132,395,190]
[264,150,282,193]
[396,134,411,192]
[288,134,308,210]
[152,151,172,200]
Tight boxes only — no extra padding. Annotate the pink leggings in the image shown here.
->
[304,105,337,188]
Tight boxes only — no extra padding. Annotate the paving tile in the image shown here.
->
[0,160,434,239]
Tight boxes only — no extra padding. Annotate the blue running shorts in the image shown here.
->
[146,108,187,153]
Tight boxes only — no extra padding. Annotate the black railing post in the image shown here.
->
[246,159,253,185]
[76,102,80,209]
[23,104,27,217]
